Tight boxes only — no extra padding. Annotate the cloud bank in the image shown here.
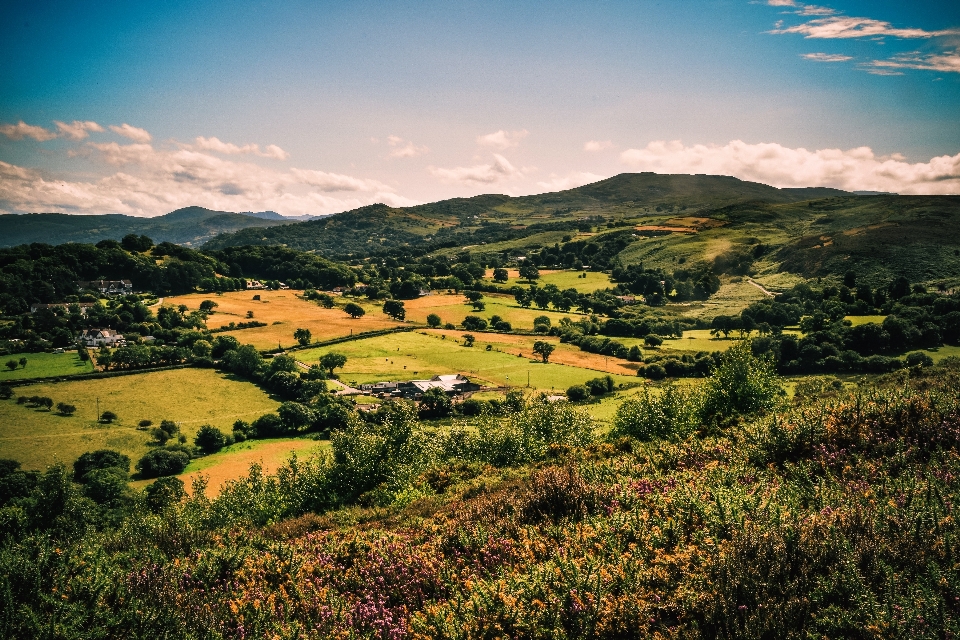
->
[620,140,960,195]
[476,129,529,150]
[430,154,526,184]
[0,123,418,216]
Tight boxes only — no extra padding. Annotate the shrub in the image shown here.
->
[701,341,783,421]
[628,345,643,362]
[136,449,190,478]
[0,386,12,400]
[73,449,131,482]
[612,384,701,441]
[99,410,118,423]
[641,363,667,380]
[56,402,76,416]
[462,316,488,331]
[82,467,128,505]
[585,375,614,396]
[644,334,663,347]
[457,398,487,416]
[566,384,590,402]
[426,313,441,328]
[462,334,476,347]
[194,425,228,454]
[253,412,284,438]
[144,476,186,513]
[494,320,512,332]
[906,351,934,368]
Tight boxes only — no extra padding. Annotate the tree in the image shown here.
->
[418,387,452,418]
[5,360,17,371]
[136,449,190,478]
[150,427,172,445]
[82,467,129,505]
[566,384,589,401]
[628,345,643,362]
[100,410,117,424]
[426,313,442,328]
[294,327,312,346]
[56,402,76,416]
[144,476,186,513]
[320,352,348,376]
[194,425,228,454]
[316,293,335,308]
[344,302,365,318]
[199,299,219,312]
[74,449,131,482]
[471,300,486,311]
[464,290,484,303]
[518,263,540,281]
[533,316,551,333]
[645,334,663,347]
[462,334,476,347]
[533,341,555,363]
[462,316,488,331]
[492,268,509,283]
[382,299,406,321]
[278,401,316,431]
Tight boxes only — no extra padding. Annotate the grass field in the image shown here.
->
[164,290,401,349]
[0,368,280,470]
[480,268,612,293]
[0,351,94,381]
[403,292,588,331]
[131,437,325,497]
[672,277,770,319]
[296,331,639,392]
[845,315,887,326]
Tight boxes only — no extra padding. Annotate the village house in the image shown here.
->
[359,374,481,399]
[246,280,267,290]
[79,328,126,348]
[76,280,134,295]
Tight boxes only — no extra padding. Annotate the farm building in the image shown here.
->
[76,280,134,295]
[79,328,126,347]
[361,374,481,399]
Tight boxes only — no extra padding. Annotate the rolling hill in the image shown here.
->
[0,206,301,247]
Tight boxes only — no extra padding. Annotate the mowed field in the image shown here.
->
[480,268,613,293]
[0,351,94,381]
[164,290,401,349]
[403,292,588,331]
[132,437,325,497]
[296,331,639,392]
[0,368,279,470]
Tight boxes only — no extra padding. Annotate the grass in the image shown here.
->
[845,315,887,326]
[480,268,612,293]
[0,368,280,471]
[132,438,326,497]
[403,292,588,331]
[0,351,94,381]
[671,276,771,319]
[164,290,401,350]
[296,331,639,393]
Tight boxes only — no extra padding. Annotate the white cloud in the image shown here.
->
[584,140,614,152]
[802,52,853,62]
[619,139,960,195]
[0,133,417,216]
[536,172,607,191]
[386,135,429,158]
[476,129,529,150]
[54,120,104,140]
[772,16,958,39]
[867,49,960,74]
[0,121,58,141]
[109,123,152,143]
[193,136,290,159]
[430,154,526,184]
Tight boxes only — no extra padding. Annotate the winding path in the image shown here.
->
[746,278,777,298]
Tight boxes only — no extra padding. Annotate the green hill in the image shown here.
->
[0,206,295,247]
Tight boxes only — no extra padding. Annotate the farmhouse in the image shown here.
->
[76,280,134,295]
[360,374,481,399]
[79,328,126,348]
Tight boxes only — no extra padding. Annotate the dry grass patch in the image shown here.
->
[164,290,401,349]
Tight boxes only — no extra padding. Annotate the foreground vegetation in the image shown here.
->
[3,347,960,637]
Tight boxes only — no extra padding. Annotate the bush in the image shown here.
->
[462,316,488,331]
[457,398,487,416]
[144,476,186,513]
[701,341,783,421]
[494,320,512,332]
[99,410,117,423]
[906,351,934,368]
[253,413,283,438]
[585,375,614,396]
[640,363,667,380]
[194,425,228,454]
[426,313,442,328]
[566,384,590,402]
[627,345,643,362]
[56,402,76,416]
[73,449,131,482]
[612,384,701,441]
[82,467,129,505]
[136,449,190,479]
[644,334,663,347]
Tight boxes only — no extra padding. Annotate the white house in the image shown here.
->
[79,329,125,348]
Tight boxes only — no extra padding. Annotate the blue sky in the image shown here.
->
[1,0,958,216]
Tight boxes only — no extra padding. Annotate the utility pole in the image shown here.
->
[527,370,530,388]
[96,396,99,423]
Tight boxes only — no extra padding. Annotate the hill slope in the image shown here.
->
[0,206,298,247]
[202,173,852,254]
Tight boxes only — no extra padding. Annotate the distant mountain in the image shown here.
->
[202,173,854,255]
[241,211,320,222]
[0,206,299,247]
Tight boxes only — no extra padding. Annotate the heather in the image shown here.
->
[3,357,960,638]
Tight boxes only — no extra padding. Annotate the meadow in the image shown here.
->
[0,350,94,381]
[403,291,588,330]
[296,330,639,392]
[164,290,401,349]
[480,268,613,292]
[0,368,279,470]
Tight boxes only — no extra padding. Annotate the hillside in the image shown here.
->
[0,206,297,247]
[202,173,851,255]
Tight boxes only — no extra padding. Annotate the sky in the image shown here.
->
[1,0,958,217]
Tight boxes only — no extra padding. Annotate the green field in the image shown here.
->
[0,368,280,470]
[404,292,590,331]
[296,331,639,392]
[845,315,887,326]
[480,269,612,293]
[0,351,94,381]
